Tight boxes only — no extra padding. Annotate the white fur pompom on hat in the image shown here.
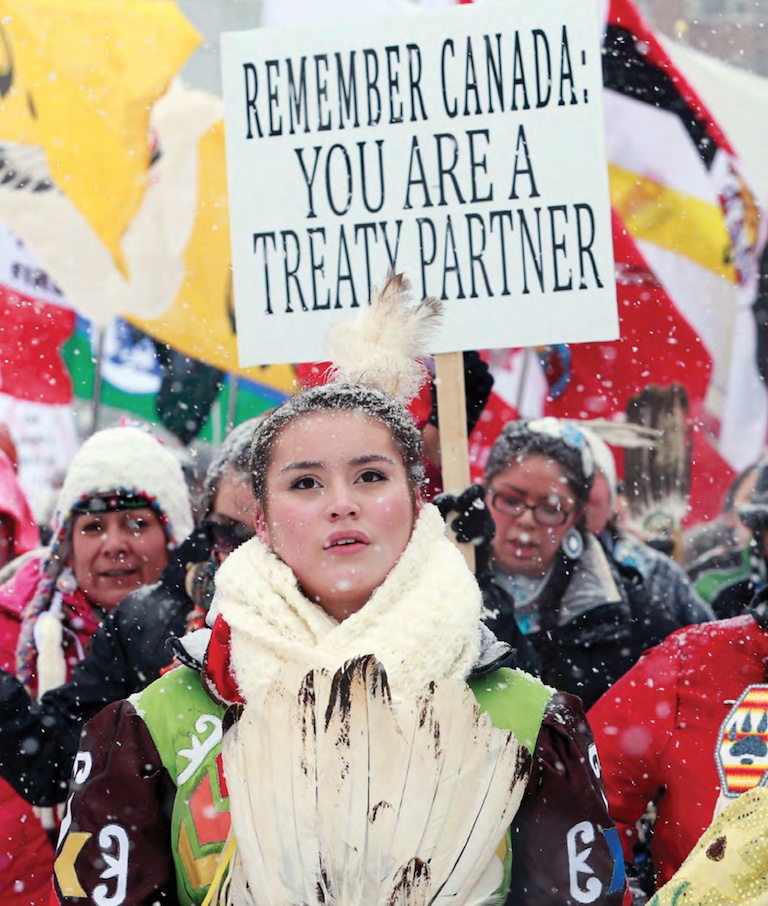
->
[325,272,443,404]
[52,426,194,552]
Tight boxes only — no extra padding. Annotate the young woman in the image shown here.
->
[480,418,680,710]
[53,284,628,906]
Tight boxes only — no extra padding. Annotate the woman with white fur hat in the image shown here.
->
[0,424,192,906]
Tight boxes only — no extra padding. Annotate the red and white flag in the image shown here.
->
[602,0,767,498]
[0,222,79,522]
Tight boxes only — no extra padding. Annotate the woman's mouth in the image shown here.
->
[323,531,369,552]
[101,568,139,580]
[508,535,537,557]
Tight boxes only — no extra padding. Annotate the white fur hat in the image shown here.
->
[580,427,617,507]
[52,426,194,551]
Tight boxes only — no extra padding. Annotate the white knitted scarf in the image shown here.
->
[214,504,483,701]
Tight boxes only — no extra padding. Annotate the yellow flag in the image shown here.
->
[128,120,296,393]
[0,0,201,273]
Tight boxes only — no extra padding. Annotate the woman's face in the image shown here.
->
[255,410,417,622]
[206,471,256,560]
[488,453,579,579]
[68,507,169,611]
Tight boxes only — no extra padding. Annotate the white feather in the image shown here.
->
[325,272,443,403]
[35,609,66,697]
[221,655,530,906]
[580,418,663,450]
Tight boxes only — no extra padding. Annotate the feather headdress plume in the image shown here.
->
[623,384,691,546]
[325,272,443,403]
[219,655,530,906]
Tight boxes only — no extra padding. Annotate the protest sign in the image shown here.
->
[221,0,618,368]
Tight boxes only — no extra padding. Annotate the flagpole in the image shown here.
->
[226,374,238,439]
[90,324,104,436]
[515,347,531,418]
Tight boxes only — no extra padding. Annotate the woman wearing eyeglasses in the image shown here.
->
[479,417,680,709]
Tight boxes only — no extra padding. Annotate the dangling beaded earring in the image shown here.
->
[55,567,78,595]
[562,528,584,560]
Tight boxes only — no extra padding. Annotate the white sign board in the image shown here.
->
[221,0,618,367]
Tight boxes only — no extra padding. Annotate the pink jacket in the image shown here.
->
[0,451,39,559]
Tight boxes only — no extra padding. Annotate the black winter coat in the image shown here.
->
[0,530,209,807]
[480,538,682,710]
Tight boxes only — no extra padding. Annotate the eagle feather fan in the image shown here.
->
[220,655,530,905]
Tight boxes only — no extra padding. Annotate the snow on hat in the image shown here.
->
[52,426,194,555]
[580,427,617,508]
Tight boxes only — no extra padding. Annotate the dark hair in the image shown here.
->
[738,458,768,532]
[484,417,595,509]
[199,418,263,518]
[248,383,424,503]
[722,462,758,514]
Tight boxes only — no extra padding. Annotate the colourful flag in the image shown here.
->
[62,317,290,444]
[0,0,201,271]
[127,119,298,393]
[467,210,723,521]
[0,222,79,522]
[0,80,221,328]
[0,223,74,404]
[603,0,766,476]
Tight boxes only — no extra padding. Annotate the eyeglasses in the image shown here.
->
[202,519,254,553]
[489,490,573,527]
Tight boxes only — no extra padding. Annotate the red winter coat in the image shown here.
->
[0,556,100,906]
[588,613,768,887]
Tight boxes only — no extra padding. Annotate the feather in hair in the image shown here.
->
[580,418,663,450]
[623,384,691,551]
[325,272,443,403]
[220,655,530,906]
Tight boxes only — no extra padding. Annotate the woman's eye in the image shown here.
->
[290,476,321,490]
[80,521,103,534]
[126,518,147,532]
[357,469,386,484]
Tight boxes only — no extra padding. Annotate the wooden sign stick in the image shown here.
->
[434,352,476,573]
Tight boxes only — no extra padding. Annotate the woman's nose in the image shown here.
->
[326,486,360,520]
[515,503,537,526]
[100,523,130,554]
